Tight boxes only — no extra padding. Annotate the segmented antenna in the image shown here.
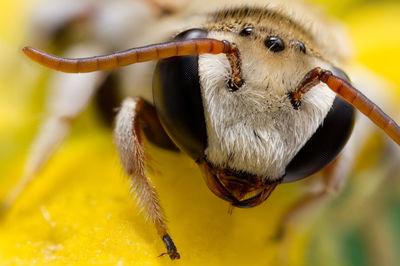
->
[23,39,232,73]
[294,67,400,146]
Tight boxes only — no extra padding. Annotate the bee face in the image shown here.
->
[153,7,355,202]
[198,8,342,180]
[198,38,335,180]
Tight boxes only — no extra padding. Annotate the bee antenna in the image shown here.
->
[294,67,400,146]
[22,39,232,73]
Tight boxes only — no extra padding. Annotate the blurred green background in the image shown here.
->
[1,0,400,265]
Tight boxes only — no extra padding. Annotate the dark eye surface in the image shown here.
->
[153,29,208,160]
[239,27,254,36]
[296,41,306,54]
[283,97,355,183]
[264,36,285,52]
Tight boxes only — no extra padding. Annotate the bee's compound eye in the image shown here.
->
[152,29,208,160]
[283,97,355,183]
[174,28,208,40]
[264,36,285,53]
[239,27,254,36]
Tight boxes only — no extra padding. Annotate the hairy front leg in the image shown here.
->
[114,97,179,260]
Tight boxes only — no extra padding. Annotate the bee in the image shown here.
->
[4,0,400,260]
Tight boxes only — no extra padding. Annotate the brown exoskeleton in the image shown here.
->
[4,0,400,259]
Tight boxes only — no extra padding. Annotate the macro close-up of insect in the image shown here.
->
[1,0,400,265]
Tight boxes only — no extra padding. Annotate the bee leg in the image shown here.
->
[0,45,108,215]
[114,97,180,260]
[274,150,353,241]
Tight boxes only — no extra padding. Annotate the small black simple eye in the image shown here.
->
[239,27,254,36]
[264,36,285,52]
[296,41,306,54]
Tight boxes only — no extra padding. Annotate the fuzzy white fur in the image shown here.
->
[114,98,166,226]
[199,31,336,180]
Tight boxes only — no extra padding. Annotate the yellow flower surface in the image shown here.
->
[0,0,399,265]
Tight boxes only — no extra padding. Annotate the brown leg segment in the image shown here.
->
[114,97,179,260]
